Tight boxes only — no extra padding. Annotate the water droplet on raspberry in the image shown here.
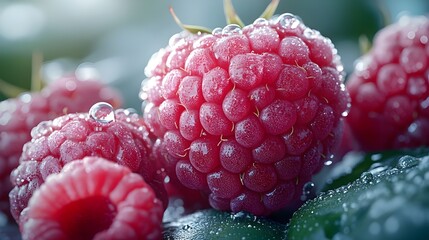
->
[253,18,269,26]
[117,108,138,123]
[222,24,242,35]
[300,181,315,201]
[19,93,32,103]
[324,160,333,166]
[30,121,52,138]
[399,46,427,73]
[89,102,115,124]
[0,110,12,126]
[276,13,302,29]
[212,27,223,36]
[420,35,428,44]
[333,55,344,73]
[303,28,319,39]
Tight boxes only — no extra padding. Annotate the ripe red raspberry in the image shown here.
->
[151,138,210,215]
[346,16,429,151]
[9,102,167,224]
[141,13,349,215]
[0,75,121,218]
[21,156,163,240]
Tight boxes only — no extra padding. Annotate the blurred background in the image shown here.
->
[0,0,428,111]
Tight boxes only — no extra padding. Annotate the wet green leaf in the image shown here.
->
[288,155,429,240]
[163,209,287,240]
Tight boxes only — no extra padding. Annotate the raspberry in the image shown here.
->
[21,156,163,240]
[9,102,167,224]
[151,138,210,214]
[0,74,121,218]
[346,16,429,151]
[141,12,349,215]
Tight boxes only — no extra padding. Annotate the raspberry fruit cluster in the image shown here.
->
[140,13,349,215]
[347,16,429,151]
[9,102,167,225]
[0,75,121,217]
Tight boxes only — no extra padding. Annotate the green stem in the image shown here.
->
[223,0,245,27]
[31,50,44,92]
[169,7,212,34]
[259,0,280,19]
[0,78,27,98]
[358,35,372,54]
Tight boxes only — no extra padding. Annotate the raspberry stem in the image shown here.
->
[358,35,371,54]
[259,0,281,20]
[169,7,212,34]
[223,0,245,27]
[31,50,44,92]
[0,78,26,98]
[0,51,44,98]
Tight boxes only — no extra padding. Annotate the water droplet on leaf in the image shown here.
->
[397,155,420,169]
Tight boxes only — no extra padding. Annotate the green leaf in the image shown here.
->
[163,209,287,240]
[223,0,245,27]
[288,155,429,240]
[322,147,429,192]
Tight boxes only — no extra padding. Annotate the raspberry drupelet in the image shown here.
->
[9,102,167,224]
[141,10,350,216]
[347,15,429,151]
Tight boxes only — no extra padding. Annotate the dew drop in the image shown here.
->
[253,18,269,26]
[360,172,374,184]
[420,35,428,44]
[164,175,170,184]
[122,108,137,115]
[168,32,187,47]
[369,164,388,175]
[212,27,223,36]
[222,24,242,35]
[182,224,191,231]
[19,93,32,103]
[89,102,115,124]
[341,103,351,117]
[301,182,315,201]
[276,13,302,29]
[333,55,344,72]
[117,108,138,122]
[31,120,52,138]
[324,159,333,166]
[0,111,12,126]
[303,28,318,39]
[397,155,420,169]
[407,31,416,40]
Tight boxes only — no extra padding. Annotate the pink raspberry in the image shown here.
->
[141,13,349,215]
[9,102,167,224]
[346,16,429,151]
[21,156,163,240]
[0,74,121,218]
